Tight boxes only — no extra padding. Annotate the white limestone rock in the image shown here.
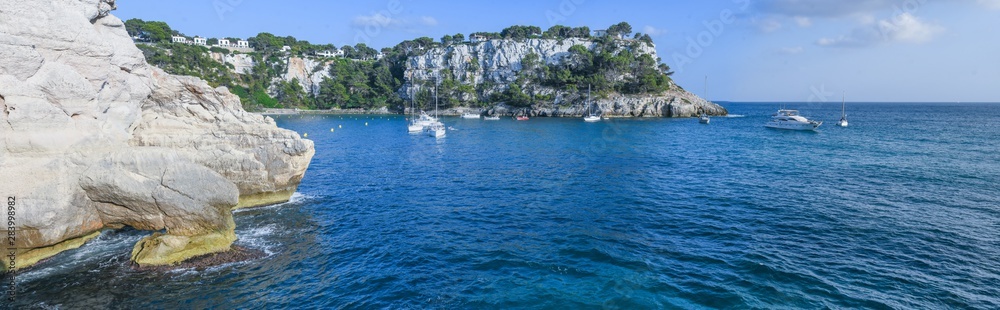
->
[0,0,314,269]
[402,38,727,117]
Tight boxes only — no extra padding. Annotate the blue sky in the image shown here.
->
[114,0,1000,102]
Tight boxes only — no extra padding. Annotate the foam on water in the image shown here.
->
[233,192,314,214]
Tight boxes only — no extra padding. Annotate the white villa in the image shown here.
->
[593,29,608,37]
[193,37,207,46]
[315,49,343,58]
[217,39,231,47]
[171,35,187,43]
[470,34,487,43]
[236,40,250,48]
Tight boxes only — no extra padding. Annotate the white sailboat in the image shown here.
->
[461,111,481,119]
[424,82,446,138]
[837,92,849,127]
[583,85,601,122]
[407,97,426,133]
[699,75,710,124]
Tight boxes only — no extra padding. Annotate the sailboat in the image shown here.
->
[837,92,849,127]
[583,85,601,122]
[699,75,710,124]
[423,82,446,138]
[407,97,425,133]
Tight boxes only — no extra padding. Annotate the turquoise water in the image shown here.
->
[7,102,1000,308]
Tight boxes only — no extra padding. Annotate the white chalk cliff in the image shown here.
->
[0,0,314,269]
[402,38,727,117]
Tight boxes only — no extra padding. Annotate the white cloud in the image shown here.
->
[352,13,439,29]
[352,13,400,28]
[419,16,439,26]
[794,16,812,27]
[977,0,1000,9]
[642,25,668,36]
[778,46,805,54]
[756,18,783,33]
[817,13,943,47]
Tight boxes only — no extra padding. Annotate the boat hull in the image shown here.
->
[765,121,822,131]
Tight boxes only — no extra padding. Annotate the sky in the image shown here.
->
[113,0,1000,102]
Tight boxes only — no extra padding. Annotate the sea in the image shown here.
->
[6,102,1000,309]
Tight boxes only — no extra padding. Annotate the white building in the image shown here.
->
[469,34,487,43]
[171,36,188,44]
[193,37,207,46]
[236,40,250,49]
[217,39,231,47]
[315,50,342,58]
[280,45,292,52]
[593,30,608,37]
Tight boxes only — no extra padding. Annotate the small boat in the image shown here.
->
[837,92,848,127]
[516,116,529,121]
[484,115,501,120]
[425,81,446,137]
[699,76,711,124]
[461,112,481,119]
[765,109,822,131]
[423,123,446,138]
[583,85,601,122]
[408,111,438,133]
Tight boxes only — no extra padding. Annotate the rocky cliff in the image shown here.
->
[401,38,726,117]
[279,56,332,96]
[0,0,314,270]
[210,52,255,75]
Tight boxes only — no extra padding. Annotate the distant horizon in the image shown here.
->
[712,101,1000,104]
[114,0,1000,103]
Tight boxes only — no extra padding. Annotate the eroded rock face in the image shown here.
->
[0,0,314,269]
[279,57,333,96]
[401,38,727,117]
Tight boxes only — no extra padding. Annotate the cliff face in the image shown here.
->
[401,38,727,117]
[209,52,254,75]
[279,57,332,96]
[0,0,314,269]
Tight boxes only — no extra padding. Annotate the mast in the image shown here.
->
[434,78,439,119]
[704,75,708,102]
[842,91,846,118]
[588,85,592,116]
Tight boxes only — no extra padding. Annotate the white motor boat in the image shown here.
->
[765,110,822,131]
[837,92,849,127]
[484,115,501,120]
[699,114,710,124]
[461,112,481,119]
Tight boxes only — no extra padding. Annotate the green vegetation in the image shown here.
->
[542,25,592,39]
[132,19,675,111]
[315,58,398,109]
[137,43,238,87]
[125,19,175,42]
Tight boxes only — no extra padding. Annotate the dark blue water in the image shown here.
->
[8,103,1000,309]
